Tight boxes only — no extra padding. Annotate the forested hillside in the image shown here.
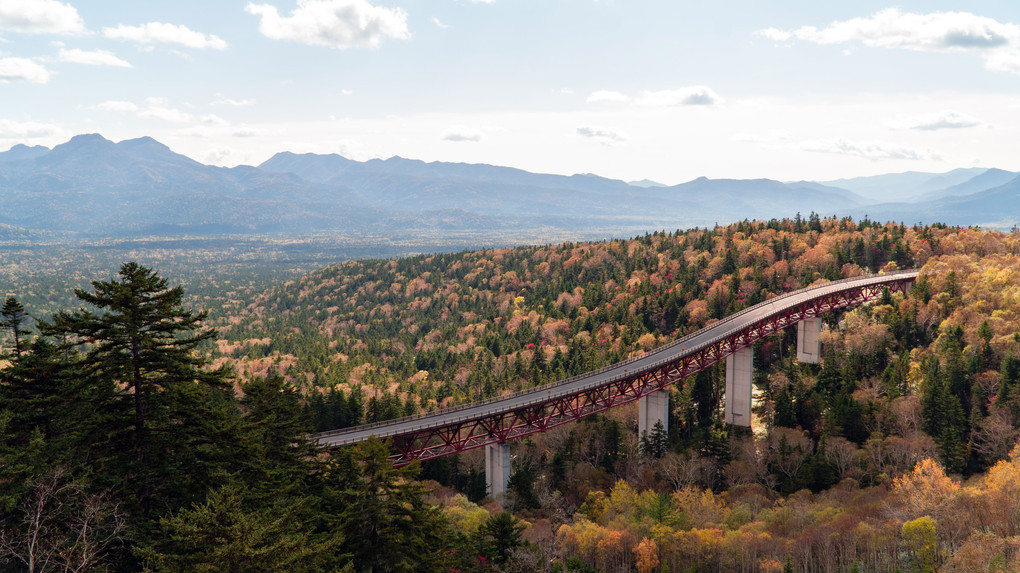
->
[5,216,1020,571]
[210,215,1020,571]
[214,214,919,421]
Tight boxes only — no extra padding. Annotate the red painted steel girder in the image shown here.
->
[316,272,916,465]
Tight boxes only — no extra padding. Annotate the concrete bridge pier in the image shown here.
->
[796,317,822,364]
[725,347,753,426]
[485,442,511,497]
[638,389,670,438]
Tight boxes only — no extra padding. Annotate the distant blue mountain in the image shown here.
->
[846,173,1020,228]
[0,134,1014,237]
[0,144,49,162]
[917,168,1018,201]
[628,179,668,188]
[940,177,1020,227]
[257,153,870,227]
[258,152,356,183]
[259,151,634,194]
[654,177,864,219]
[819,168,987,202]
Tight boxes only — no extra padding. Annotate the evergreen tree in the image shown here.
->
[0,339,77,447]
[39,263,239,520]
[773,385,797,428]
[0,296,30,359]
[325,438,450,573]
[508,461,541,509]
[477,511,526,565]
[640,420,669,458]
[920,356,967,473]
[139,483,346,572]
[237,374,319,501]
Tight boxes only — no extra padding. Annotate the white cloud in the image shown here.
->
[201,114,229,126]
[894,110,983,130]
[0,118,61,138]
[587,86,723,107]
[211,97,255,107]
[341,89,353,95]
[232,127,265,138]
[638,86,722,107]
[0,57,50,83]
[138,97,194,123]
[587,90,630,103]
[985,49,1020,74]
[799,137,938,161]
[782,9,1018,50]
[441,124,483,142]
[756,27,791,43]
[245,0,410,49]
[471,0,495,3]
[576,125,629,145]
[103,22,227,49]
[204,147,233,164]
[94,100,138,112]
[431,17,448,29]
[336,138,367,159]
[0,0,85,35]
[762,9,1020,76]
[57,47,131,67]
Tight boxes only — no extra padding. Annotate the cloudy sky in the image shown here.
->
[4,0,1020,184]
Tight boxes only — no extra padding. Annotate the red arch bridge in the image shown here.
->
[315,270,917,494]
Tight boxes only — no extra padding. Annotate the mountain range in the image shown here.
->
[0,134,1016,239]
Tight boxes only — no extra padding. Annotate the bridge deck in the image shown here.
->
[315,270,917,450]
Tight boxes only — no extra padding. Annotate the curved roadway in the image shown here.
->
[316,270,918,448]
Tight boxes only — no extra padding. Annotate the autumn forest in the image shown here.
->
[4,214,1020,572]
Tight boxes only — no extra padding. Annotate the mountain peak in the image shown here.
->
[118,136,169,150]
[629,179,667,188]
[0,143,50,162]
[68,133,112,145]
[42,133,118,163]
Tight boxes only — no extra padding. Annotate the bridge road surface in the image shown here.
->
[315,270,918,450]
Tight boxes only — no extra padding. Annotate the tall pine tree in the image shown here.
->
[1,296,29,359]
[40,263,239,521]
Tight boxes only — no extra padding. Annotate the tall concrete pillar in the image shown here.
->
[485,442,511,497]
[638,389,669,439]
[725,347,753,426]
[796,317,821,364]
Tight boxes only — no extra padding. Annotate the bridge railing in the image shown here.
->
[680,269,916,357]
[314,269,918,440]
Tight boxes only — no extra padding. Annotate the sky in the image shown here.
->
[4,0,1020,184]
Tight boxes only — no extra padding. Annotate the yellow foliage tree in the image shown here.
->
[901,516,939,573]
[442,494,490,537]
[892,458,959,519]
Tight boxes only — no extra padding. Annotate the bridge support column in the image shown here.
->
[725,347,753,426]
[485,442,511,498]
[638,389,669,439]
[796,317,821,364]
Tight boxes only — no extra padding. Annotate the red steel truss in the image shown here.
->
[318,273,916,465]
